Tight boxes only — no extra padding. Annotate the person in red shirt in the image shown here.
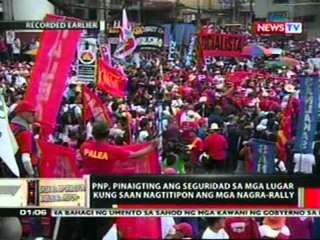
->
[224,217,260,239]
[76,121,158,240]
[9,101,37,178]
[80,121,158,175]
[203,123,228,173]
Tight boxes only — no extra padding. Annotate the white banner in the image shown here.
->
[0,93,19,177]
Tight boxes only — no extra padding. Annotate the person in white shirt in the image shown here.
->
[202,217,229,239]
[293,153,315,174]
[12,37,21,61]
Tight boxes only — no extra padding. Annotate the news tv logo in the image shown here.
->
[253,22,303,34]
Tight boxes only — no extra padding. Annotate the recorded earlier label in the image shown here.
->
[89,175,299,208]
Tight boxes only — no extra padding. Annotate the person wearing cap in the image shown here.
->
[9,100,37,177]
[203,123,228,173]
[166,222,193,239]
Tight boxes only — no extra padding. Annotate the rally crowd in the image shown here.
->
[1,24,320,239]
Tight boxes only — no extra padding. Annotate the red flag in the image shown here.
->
[97,59,127,98]
[227,71,250,85]
[108,143,161,239]
[83,85,112,126]
[24,14,81,138]
[38,140,80,178]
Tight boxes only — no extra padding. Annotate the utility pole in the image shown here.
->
[138,0,143,24]
[249,0,253,25]
[232,0,237,23]
[197,0,201,27]
[174,0,179,25]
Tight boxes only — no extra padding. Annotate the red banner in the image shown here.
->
[97,59,127,98]
[197,33,246,64]
[113,143,162,239]
[38,140,80,178]
[24,14,82,138]
[83,85,112,126]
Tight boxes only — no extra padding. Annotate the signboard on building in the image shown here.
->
[77,38,97,82]
[107,25,164,53]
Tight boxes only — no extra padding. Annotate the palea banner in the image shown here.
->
[107,25,164,53]
[77,38,98,82]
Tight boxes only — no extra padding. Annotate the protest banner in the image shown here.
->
[0,93,19,177]
[197,33,246,64]
[113,143,161,240]
[24,14,82,138]
[185,35,197,66]
[294,75,319,153]
[97,59,127,98]
[168,35,177,62]
[77,38,98,82]
[251,139,276,174]
[83,85,112,126]
[134,25,164,51]
[38,140,80,178]
[108,25,164,53]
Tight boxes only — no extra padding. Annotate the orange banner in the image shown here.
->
[97,59,127,98]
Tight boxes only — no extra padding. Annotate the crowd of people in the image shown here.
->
[1,24,320,239]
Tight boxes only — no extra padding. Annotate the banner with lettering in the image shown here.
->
[184,35,197,66]
[197,33,246,64]
[38,140,80,178]
[251,139,276,174]
[24,14,82,138]
[77,38,98,82]
[168,35,177,62]
[108,25,164,53]
[134,25,164,51]
[97,59,127,98]
[294,75,319,153]
[83,85,113,126]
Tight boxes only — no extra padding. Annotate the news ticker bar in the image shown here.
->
[2,175,320,208]
[2,208,320,217]
[0,21,104,30]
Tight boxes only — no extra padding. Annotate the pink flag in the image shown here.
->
[24,14,81,138]
[83,85,113,126]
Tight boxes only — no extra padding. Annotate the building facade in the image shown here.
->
[2,0,54,20]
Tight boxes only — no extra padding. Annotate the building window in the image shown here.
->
[294,15,316,22]
[89,9,97,20]
[273,0,289,3]
[77,0,85,4]
[74,8,85,19]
